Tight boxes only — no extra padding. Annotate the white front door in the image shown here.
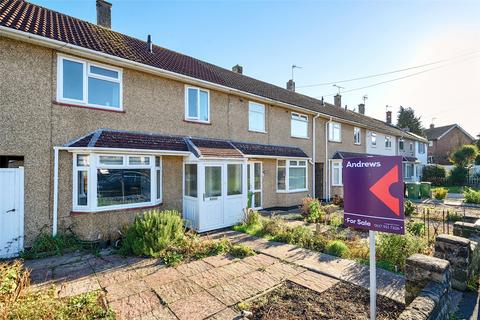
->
[248,162,262,209]
[0,168,24,258]
[202,164,224,229]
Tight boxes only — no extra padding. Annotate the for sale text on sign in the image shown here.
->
[343,156,405,234]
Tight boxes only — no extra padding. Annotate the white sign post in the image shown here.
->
[369,230,376,320]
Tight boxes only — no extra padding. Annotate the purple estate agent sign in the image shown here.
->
[343,155,405,234]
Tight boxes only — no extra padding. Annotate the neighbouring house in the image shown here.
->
[0,0,427,256]
[424,124,476,165]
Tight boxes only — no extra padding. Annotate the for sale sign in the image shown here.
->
[343,156,404,234]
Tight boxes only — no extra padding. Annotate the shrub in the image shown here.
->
[404,200,416,217]
[20,233,80,259]
[323,204,340,215]
[332,195,344,207]
[310,235,328,252]
[262,217,287,236]
[245,210,261,228]
[407,220,425,236]
[290,226,314,248]
[120,210,185,257]
[300,197,324,223]
[421,165,446,185]
[432,187,448,200]
[449,166,469,186]
[230,244,255,258]
[163,251,184,267]
[329,213,343,229]
[325,240,350,258]
[377,233,427,271]
[464,187,480,204]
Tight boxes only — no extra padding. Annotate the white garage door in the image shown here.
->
[0,168,24,258]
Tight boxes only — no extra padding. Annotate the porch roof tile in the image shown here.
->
[187,138,243,158]
[231,141,308,158]
[332,151,417,162]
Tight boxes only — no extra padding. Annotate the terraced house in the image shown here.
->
[0,0,427,257]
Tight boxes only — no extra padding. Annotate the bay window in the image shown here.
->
[73,154,162,212]
[185,86,210,122]
[276,159,307,192]
[57,55,122,110]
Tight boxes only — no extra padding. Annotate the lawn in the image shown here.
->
[438,185,479,194]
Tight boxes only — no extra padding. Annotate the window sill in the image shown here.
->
[291,135,309,140]
[71,203,162,215]
[53,100,125,113]
[332,184,343,187]
[276,189,308,194]
[183,119,211,125]
[354,143,361,145]
[328,140,342,143]
[248,129,267,134]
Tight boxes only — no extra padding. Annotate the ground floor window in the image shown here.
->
[403,163,415,180]
[73,153,161,212]
[184,163,198,198]
[227,164,243,196]
[331,160,343,186]
[277,159,308,192]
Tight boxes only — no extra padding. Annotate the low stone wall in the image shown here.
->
[434,234,471,291]
[399,254,451,320]
[453,221,480,238]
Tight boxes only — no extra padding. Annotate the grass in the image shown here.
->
[20,233,82,260]
[437,185,479,194]
[0,260,114,319]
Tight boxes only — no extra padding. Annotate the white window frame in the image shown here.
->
[410,142,414,151]
[276,159,308,193]
[72,153,162,212]
[428,141,433,147]
[248,101,266,133]
[399,139,404,150]
[331,160,343,186]
[354,127,361,145]
[291,112,309,139]
[328,122,342,142]
[385,136,392,149]
[57,54,123,111]
[418,142,425,154]
[184,85,210,123]
[371,132,377,147]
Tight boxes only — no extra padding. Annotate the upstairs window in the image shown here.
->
[371,132,377,147]
[385,136,392,148]
[354,127,361,145]
[399,139,404,150]
[291,113,308,138]
[185,86,210,123]
[328,122,341,142]
[248,102,266,132]
[418,142,426,154]
[410,142,414,151]
[57,55,122,110]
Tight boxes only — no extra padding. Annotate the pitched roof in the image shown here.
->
[0,0,424,142]
[64,129,309,158]
[332,151,417,162]
[423,124,475,141]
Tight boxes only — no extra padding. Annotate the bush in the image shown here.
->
[407,220,425,236]
[332,195,344,207]
[20,233,80,259]
[300,197,325,223]
[325,240,350,258]
[120,210,185,257]
[230,244,255,258]
[421,165,446,185]
[329,213,343,229]
[464,187,480,204]
[432,187,448,200]
[262,217,287,236]
[404,200,416,217]
[245,209,261,227]
[377,233,427,271]
[449,166,469,186]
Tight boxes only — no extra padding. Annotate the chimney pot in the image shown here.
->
[334,94,341,107]
[286,79,295,92]
[358,103,365,115]
[430,123,435,129]
[96,0,112,29]
[386,110,392,124]
[232,64,243,74]
[147,35,153,53]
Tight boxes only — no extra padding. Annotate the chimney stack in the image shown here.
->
[386,110,392,124]
[147,35,153,53]
[232,64,243,74]
[96,0,112,29]
[430,123,435,129]
[358,103,365,115]
[334,94,341,107]
[286,79,295,92]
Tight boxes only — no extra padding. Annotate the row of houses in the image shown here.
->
[0,0,428,255]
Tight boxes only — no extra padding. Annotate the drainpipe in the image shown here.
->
[53,147,59,236]
[311,113,320,198]
[325,117,333,202]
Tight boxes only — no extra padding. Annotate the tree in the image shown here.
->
[396,106,424,135]
[449,144,478,185]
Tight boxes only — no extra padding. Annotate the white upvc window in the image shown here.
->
[276,159,308,192]
[428,141,433,147]
[371,132,377,147]
[73,153,162,212]
[354,127,361,145]
[291,112,308,138]
[331,160,343,186]
[248,102,266,132]
[410,142,414,151]
[403,163,415,180]
[328,122,342,142]
[418,142,426,154]
[57,55,123,110]
[185,86,210,123]
[385,136,392,148]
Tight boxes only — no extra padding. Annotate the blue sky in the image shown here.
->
[32,0,480,137]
